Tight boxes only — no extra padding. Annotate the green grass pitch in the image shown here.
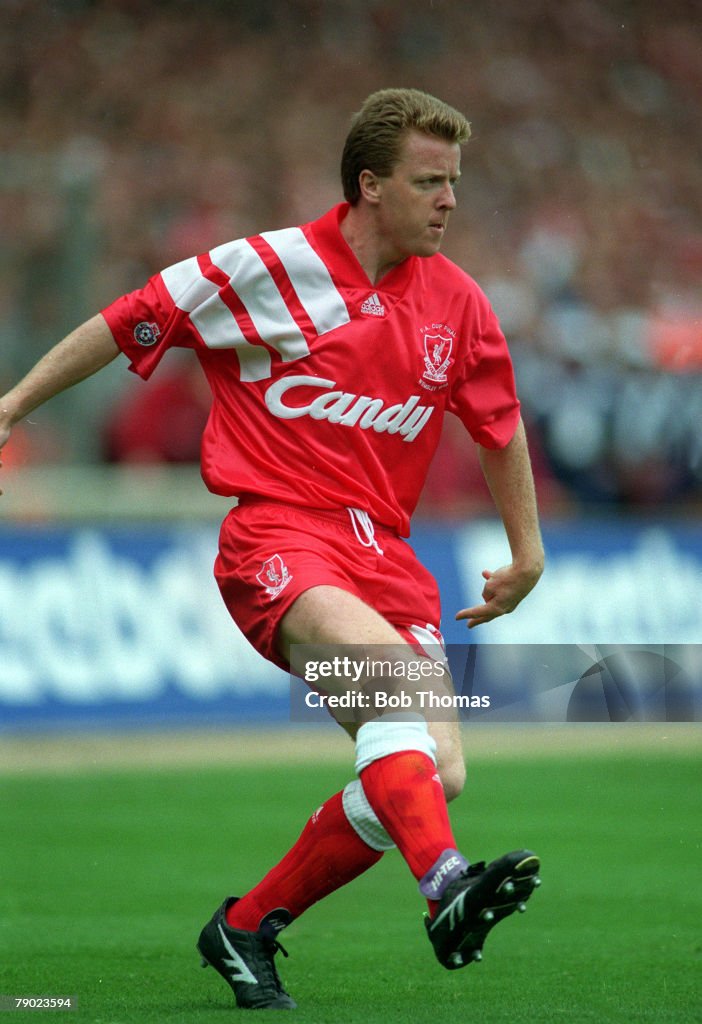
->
[2,731,700,1023]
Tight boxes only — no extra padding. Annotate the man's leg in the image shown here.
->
[222,586,466,927]
[198,586,538,1007]
[276,585,540,970]
[276,586,469,910]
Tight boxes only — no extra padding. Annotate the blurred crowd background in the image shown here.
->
[1,0,701,517]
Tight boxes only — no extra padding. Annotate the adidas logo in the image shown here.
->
[360,292,386,317]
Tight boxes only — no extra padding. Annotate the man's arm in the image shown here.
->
[456,417,545,629]
[0,314,120,487]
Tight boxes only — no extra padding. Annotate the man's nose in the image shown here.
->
[438,182,456,210]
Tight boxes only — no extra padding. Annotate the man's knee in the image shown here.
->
[430,718,466,802]
[440,755,466,803]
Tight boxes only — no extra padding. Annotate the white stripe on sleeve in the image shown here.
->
[190,295,272,382]
[161,256,219,312]
[161,255,272,381]
[260,227,350,336]
[210,239,310,364]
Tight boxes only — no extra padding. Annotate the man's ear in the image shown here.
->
[358,169,383,205]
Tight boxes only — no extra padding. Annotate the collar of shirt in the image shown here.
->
[306,203,418,298]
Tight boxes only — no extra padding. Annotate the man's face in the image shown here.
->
[371,130,461,264]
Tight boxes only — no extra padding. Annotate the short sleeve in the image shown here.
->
[101,272,189,380]
[448,291,520,449]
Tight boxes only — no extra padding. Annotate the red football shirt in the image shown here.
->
[102,203,520,536]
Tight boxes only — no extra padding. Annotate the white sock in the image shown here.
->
[354,718,437,774]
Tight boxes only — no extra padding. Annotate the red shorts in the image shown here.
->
[214,498,443,671]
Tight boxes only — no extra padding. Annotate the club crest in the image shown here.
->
[256,554,293,599]
[421,326,454,386]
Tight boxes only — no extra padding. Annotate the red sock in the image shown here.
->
[226,790,383,931]
[360,750,458,885]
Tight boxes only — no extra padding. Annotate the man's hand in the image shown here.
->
[456,560,543,629]
[459,420,545,629]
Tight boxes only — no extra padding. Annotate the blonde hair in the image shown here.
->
[341,88,471,205]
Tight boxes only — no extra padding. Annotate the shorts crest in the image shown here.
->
[256,554,293,599]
